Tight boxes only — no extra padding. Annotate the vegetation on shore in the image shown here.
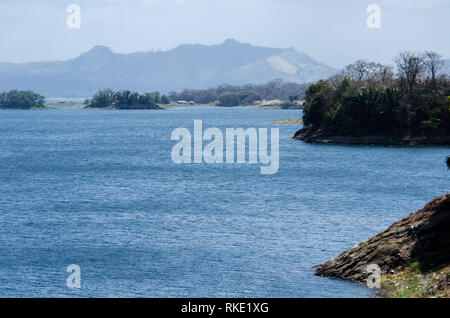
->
[168,80,307,107]
[298,51,450,143]
[1,79,308,109]
[84,89,169,109]
[381,263,450,298]
[0,90,45,109]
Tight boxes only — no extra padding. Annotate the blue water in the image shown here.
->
[0,107,448,297]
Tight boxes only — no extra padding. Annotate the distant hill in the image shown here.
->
[0,39,336,97]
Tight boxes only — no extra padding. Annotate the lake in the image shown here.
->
[0,106,448,297]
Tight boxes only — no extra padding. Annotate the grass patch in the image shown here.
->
[381,264,450,298]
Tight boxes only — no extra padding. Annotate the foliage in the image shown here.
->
[168,80,308,106]
[0,90,45,109]
[302,51,450,137]
[217,91,261,107]
[160,94,170,105]
[85,89,164,109]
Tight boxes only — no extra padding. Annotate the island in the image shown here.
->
[84,89,167,109]
[294,51,450,145]
[0,90,46,109]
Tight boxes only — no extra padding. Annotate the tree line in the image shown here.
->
[84,89,169,109]
[0,90,45,109]
[302,51,450,137]
[168,80,308,106]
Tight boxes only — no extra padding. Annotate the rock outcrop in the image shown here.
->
[315,194,450,282]
[294,126,450,146]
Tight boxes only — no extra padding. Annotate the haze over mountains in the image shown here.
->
[0,39,336,97]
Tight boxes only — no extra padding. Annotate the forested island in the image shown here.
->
[294,51,450,145]
[84,89,168,109]
[0,90,45,109]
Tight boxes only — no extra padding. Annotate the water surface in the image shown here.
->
[0,107,448,297]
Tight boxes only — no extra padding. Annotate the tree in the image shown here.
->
[345,60,371,81]
[160,95,170,104]
[86,89,161,109]
[302,81,332,128]
[424,51,444,88]
[376,64,394,85]
[217,92,240,107]
[168,81,308,105]
[344,61,394,88]
[89,89,114,108]
[301,50,450,139]
[0,90,45,109]
[394,51,425,94]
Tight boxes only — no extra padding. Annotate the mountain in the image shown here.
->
[0,39,337,97]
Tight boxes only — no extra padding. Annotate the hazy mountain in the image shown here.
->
[0,39,337,97]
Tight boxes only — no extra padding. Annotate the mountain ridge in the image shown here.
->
[0,39,337,97]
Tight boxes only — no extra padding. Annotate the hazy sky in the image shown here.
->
[1,0,449,68]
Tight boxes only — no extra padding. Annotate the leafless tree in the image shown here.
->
[376,64,394,85]
[365,62,381,82]
[344,60,372,81]
[344,60,393,86]
[424,51,444,87]
[394,51,425,93]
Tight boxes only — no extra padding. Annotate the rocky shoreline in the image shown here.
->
[314,194,450,296]
[294,126,450,146]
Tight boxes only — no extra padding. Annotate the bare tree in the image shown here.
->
[365,62,381,82]
[394,51,425,93]
[424,51,444,87]
[376,64,394,85]
[344,60,394,86]
[344,60,371,81]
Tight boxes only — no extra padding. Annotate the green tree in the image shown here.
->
[88,89,114,108]
[301,52,450,139]
[160,95,170,104]
[0,90,45,109]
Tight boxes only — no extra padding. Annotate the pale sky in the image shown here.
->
[1,0,449,68]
